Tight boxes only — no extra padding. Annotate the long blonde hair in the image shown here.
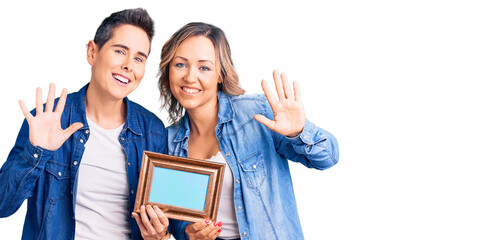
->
[158,22,245,124]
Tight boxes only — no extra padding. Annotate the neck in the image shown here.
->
[85,82,126,129]
[186,99,219,136]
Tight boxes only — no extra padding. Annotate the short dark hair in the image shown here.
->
[93,8,154,51]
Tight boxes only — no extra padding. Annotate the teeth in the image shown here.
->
[182,87,200,94]
[113,75,129,84]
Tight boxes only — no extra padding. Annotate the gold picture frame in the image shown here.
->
[134,151,225,223]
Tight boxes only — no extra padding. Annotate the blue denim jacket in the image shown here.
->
[167,91,339,240]
[0,84,167,240]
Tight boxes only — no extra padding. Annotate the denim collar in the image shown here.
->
[69,83,143,136]
[173,91,234,143]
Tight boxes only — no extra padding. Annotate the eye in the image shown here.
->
[174,63,186,68]
[200,66,211,71]
[134,57,144,63]
[115,49,126,55]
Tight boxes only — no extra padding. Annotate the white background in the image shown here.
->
[1,0,502,239]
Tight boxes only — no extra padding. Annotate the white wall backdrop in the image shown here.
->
[1,0,502,239]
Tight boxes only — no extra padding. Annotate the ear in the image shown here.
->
[86,40,98,66]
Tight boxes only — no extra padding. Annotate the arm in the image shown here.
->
[0,84,82,217]
[254,70,339,170]
[272,119,339,170]
[0,121,56,217]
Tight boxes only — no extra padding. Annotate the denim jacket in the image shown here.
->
[0,84,167,240]
[168,91,339,240]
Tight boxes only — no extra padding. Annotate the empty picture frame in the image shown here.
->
[134,151,225,223]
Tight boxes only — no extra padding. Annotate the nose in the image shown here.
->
[121,57,133,72]
[183,67,197,83]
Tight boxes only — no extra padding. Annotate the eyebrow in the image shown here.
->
[174,56,214,65]
[112,44,148,59]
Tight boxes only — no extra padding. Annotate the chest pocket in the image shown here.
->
[238,151,266,190]
[44,161,71,201]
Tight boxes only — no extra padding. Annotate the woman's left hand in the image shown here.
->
[254,70,305,137]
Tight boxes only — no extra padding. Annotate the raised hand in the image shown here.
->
[254,70,305,137]
[18,83,83,150]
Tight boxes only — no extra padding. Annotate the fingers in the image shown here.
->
[273,70,285,100]
[132,212,148,235]
[32,84,66,115]
[254,114,274,131]
[188,219,210,232]
[146,205,167,233]
[293,81,302,102]
[153,205,169,228]
[186,220,222,239]
[18,100,34,122]
[62,122,84,139]
[55,88,68,114]
[281,72,294,100]
[205,221,222,239]
[133,206,170,239]
[139,205,157,235]
[267,70,296,101]
[35,87,43,116]
[261,80,277,106]
[45,83,56,113]
[209,227,222,240]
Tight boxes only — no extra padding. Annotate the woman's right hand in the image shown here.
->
[18,83,83,150]
[132,205,171,240]
[185,219,222,240]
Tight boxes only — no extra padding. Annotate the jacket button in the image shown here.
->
[236,179,240,184]
[58,172,62,177]
[85,130,89,134]
[242,232,247,237]
[237,206,242,211]
[33,153,39,158]
[226,152,230,157]
[80,139,84,143]
[252,165,257,169]
[73,161,78,165]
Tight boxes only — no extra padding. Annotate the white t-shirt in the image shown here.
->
[75,118,131,239]
[208,152,240,238]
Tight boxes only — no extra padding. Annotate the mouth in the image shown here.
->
[181,86,201,94]
[113,74,130,86]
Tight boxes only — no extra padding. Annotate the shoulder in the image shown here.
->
[220,93,273,128]
[166,116,187,140]
[227,93,269,116]
[127,100,166,133]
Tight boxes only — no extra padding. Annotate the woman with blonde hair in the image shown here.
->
[159,22,339,240]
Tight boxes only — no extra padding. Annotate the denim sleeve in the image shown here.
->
[264,101,339,170]
[154,123,168,155]
[169,219,190,240]
[0,120,55,217]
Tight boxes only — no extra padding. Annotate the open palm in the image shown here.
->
[18,84,83,151]
[254,70,305,137]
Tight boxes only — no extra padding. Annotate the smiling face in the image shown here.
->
[87,24,150,101]
[168,36,221,112]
